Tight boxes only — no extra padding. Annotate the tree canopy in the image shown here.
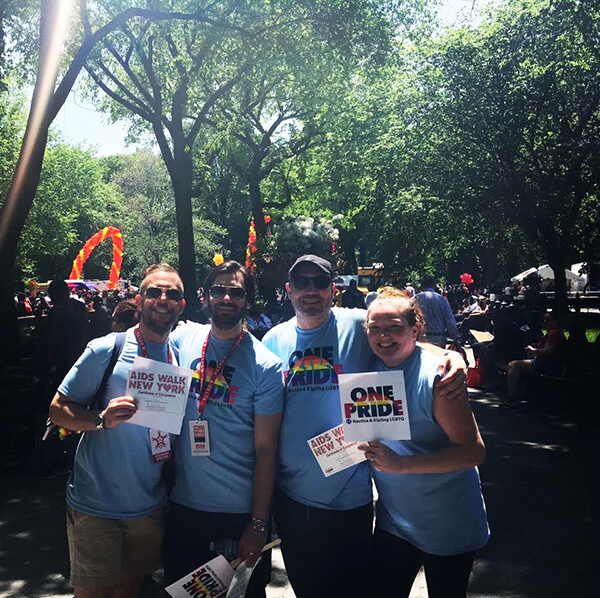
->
[0,0,598,362]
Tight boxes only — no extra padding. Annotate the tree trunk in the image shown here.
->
[248,157,266,237]
[166,142,199,317]
[0,0,71,365]
[338,228,358,273]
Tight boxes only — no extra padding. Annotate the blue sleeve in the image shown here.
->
[262,326,283,357]
[169,323,185,350]
[58,336,114,407]
[254,357,285,415]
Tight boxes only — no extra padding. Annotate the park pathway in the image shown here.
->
[0,387,594,597]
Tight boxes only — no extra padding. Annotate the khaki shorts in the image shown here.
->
[66,505,164,588]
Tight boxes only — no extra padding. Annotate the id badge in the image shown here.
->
[189,420,210,456]
[149,429,172,463]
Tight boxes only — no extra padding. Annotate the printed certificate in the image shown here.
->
[307,424,367,477]
[126,356,192,435]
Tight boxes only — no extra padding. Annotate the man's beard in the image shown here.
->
[291,293,329,320]
[140,302,179,335]
[207,302,245,330]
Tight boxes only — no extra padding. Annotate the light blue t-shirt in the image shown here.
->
[59,330,173,519]
[371,347,490,555]
[263,307,373,510]
[169,323,284,513]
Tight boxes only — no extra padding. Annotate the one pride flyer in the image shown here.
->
[165,555,234,598]
[307,424,367,477]
[339,371,411,442]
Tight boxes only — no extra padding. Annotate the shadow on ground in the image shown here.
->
[0,389,594,597]
[468,390,594,597]
[0,472,71,597]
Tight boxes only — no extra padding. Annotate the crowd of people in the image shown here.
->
[417,280,598,406]
[12,255,493,598]
[14,258,596,597]
[309,274,597,408]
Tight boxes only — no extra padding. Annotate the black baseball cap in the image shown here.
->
[288,255,334,279]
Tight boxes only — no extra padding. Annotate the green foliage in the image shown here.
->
[109,151,178,275]
[414,0,600,278]
[76,0,422,293]
[8,0,596,298]
[192,215,229,285]
[0,0,39,88]
[0,87,25,195]
[294,0,600,289]
[107,151,227,283]
[192,137,252,255]
[16,142,119,280]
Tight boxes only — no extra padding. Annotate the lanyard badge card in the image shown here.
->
[190,419,210,456]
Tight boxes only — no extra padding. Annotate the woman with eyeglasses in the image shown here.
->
[359,287,489,598]
[505,310,567,406]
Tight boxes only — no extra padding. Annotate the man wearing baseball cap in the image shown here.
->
[263,254,467,598]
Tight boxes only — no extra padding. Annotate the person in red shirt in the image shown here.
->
[506,311,567,404]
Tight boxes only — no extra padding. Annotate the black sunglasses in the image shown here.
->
[291,274,332,290]
[145,287,183,302]
[209,285,247,301]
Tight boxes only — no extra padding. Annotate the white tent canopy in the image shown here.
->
[510,264,579,283]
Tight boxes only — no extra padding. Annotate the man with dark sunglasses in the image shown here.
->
[164,261,284,598]
[262,254,469,598]
[49,263,185,598]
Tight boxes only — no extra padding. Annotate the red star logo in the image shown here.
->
[152,431,168,449]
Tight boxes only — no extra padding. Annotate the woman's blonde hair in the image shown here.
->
[366,286,425,333]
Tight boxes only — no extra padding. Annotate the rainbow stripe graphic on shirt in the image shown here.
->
[285,355,343,390]
[190,366,238,406]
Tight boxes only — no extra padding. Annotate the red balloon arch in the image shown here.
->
[69,226,123,289]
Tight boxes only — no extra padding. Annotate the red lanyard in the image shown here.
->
[133,324,173,365]
[196,329,247,419]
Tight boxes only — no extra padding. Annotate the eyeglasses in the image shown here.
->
[145,287,183,302]
[291,274,331,290]
[209,285,246,301]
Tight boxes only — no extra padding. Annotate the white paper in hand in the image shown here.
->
[126,356,192,434]
[165,555,234,598]
[339,370,411,442]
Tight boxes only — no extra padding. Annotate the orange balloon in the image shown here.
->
[70,226,123,289]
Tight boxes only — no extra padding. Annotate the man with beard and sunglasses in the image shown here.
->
[262,254,469,598]
[49,264,185,598]
[164,261,284,597]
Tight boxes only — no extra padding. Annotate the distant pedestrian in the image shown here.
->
[111,298,139,332]
[415,276,461,348]
[506,311,567,406]
[342,278,366,309]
